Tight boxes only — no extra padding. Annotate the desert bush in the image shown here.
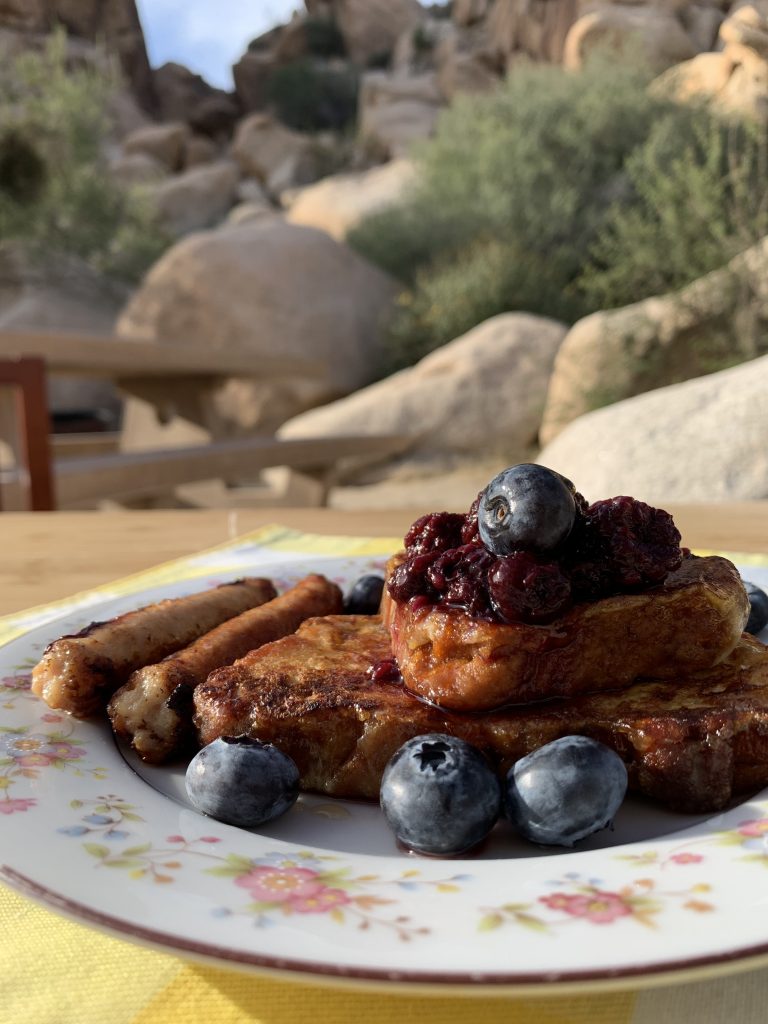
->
[349,57,669,368]
[577,111,768,309]
[351,56,768,372]
[0,32,168,282]
[267,59,359,132]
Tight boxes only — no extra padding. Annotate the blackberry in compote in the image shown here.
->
[488,552,572,625]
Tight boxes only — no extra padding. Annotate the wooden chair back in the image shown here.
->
[0,357,55,511]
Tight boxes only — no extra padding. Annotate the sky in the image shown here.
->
[136,0,304,90]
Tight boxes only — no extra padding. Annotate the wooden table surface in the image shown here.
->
[0,503,766,616]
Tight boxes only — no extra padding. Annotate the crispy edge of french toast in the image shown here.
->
[193,614,768,814]
[383,553,750,710]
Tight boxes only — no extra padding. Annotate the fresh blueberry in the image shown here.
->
[478,464,576,555]
[185,736,299,828]
[744,581,768,635]
[505,735,627,847]
[380,734,501,856]
[344,574,385,614]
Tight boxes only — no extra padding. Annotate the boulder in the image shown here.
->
[435,34,501,99]
[563,5,697,72]
[286,159,416,240]
[183,133,219,168]
[453,0,491,27]
[153,62,238,135]
[109,151,168,188]
[279,313,567,479]
[487,0,582,64]
[226,201,276,226]
[231,113,318,195]
[232,50,278,113]
[358,73,443,158]
[332,0,422,64]
[652,5,768,122]
[52,0,156,113]
[144,161,240,237]
[360,99,440,158]
[0,0,156,113]
[537,354,768,503]
[123,122,189,172]
[237,177,270,204]
[116,219,398,439]
[0,0,45,30]
[539,236,768,444]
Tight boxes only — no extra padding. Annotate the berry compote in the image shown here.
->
[387,478,683,626]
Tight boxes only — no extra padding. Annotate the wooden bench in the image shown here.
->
[0,332,408,510]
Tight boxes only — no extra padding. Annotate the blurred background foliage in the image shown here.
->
[348,56,768,372]
[0,32,168,283]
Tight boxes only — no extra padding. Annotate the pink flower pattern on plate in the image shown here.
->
[539,889,634,924]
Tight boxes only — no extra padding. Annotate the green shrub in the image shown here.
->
[577,111,768,309]
[0,32,168,282]
[267,59,358,132]
[349,57,671,368]
[351,56,768,373]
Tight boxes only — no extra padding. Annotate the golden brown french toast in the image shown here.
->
[193,614,768,814]
[383,554,749,710]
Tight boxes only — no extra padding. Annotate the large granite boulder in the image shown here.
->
[231,113,318,196]
[563,5,697,72]
[116,219,398,441]
[286,159,416,241]
[123,122,189,172]
[0,0,157,113]
[358,72,442,158]
[538,353,768,503]
[539,236,768,444]
[329,0,422,64]
[153,62,239,136]
[279,313,566,479]
[653,5,768,122]
[144,161,240,237]
[486,0,581,64]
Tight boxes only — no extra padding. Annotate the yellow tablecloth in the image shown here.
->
[3,528,768,1024]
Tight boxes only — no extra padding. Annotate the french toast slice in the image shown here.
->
[383,554,749,710]
[193,614,768,814]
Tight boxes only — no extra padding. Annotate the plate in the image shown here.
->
[3,554,768,995]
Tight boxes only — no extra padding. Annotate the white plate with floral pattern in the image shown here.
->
[3,555,768,994]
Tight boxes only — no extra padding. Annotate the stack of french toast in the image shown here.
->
[31,469,768,815]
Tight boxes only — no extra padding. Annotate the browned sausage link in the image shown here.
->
[107,574,343,763]
[31,577,277,717]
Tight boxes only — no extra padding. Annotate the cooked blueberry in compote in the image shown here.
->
[479,465,577,556]
[385,465,684,626]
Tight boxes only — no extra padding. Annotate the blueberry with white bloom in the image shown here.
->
[185,736,299,828]
[478,464,576,555]
[743,581,768,636]
[505,735,627,847]
[380,734,501,856]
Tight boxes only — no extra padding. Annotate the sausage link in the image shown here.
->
[31,577,277,717]
[107,574,343,762]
